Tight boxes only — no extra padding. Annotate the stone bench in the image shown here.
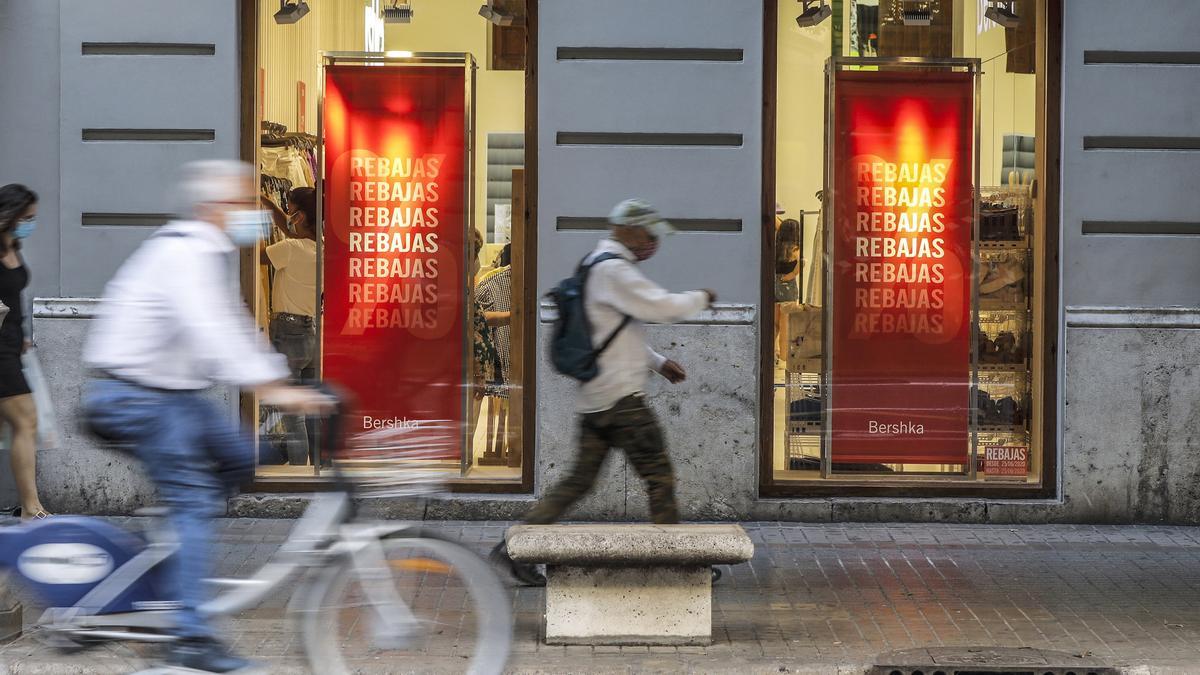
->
[504,524,754,646]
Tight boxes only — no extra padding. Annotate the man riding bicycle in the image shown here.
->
[82,160,329,673]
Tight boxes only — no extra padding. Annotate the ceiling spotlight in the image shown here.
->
[901,1,933,26]
[273,0,310,24]
[984,0,1020,28]
[795,0,832,28]
[478,3,523,27]
[382,0,414,24]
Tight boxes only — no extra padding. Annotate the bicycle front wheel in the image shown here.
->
[301,534,513,675]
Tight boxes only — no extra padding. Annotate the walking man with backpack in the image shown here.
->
[492,198,715,585]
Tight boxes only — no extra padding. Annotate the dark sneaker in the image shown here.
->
[489,541,546,587]
[167,638,255,673]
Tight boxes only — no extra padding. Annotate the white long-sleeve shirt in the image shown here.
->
[577,239,709,413]
[84,220,288,390]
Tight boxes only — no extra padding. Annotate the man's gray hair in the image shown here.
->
[174,160,254,217]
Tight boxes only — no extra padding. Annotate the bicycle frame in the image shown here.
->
[36,490,419,645]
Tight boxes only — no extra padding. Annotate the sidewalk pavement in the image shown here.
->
[4,519,1200,674]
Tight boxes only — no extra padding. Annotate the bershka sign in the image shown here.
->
[984,445,1029,478]
[322,64,467,458]
[829,68,974,466]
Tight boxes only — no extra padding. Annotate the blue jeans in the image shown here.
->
[269,314,316,465]
[83,378,255,639]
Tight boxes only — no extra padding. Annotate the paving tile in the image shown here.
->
[10,519,1200,671]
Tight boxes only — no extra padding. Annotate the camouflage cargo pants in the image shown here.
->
[524,394,678,525]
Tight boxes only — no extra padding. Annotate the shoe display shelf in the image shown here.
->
[978,248,1031,312]
[976,309,1032,374]
[784,368,823,437]
[973,370,1031,435]
[781,366,823,470]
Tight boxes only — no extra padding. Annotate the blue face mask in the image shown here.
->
[13,218,37,240]
[224,209,272,247]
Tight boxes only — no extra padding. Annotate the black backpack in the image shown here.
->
[547,253,631,382]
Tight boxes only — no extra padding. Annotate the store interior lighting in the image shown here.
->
[984,0,1020,28]
[900,1,934,26]
[478,3,523,27]
[795,0,832,28]
[273,0,310,24]
[382,0,414,24]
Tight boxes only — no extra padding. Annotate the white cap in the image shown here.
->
[607,198,676,238]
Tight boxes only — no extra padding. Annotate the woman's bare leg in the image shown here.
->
[0,394,45,515]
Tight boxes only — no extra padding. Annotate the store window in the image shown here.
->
[764,0,1057,495]
[248,0,533,488]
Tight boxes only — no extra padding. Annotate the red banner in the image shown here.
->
[829,69,974,466]
[322,65,466,456]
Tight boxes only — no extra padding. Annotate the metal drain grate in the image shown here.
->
[870,647,1119,675]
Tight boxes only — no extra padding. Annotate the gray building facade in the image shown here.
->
[1,0,1198,523]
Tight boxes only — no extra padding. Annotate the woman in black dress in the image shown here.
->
[0,184,48,519]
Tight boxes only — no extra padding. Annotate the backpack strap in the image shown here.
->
[579,252,631,360]
[595,314,631,357]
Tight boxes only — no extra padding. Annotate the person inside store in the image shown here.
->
[0,184,50,520]
[262,187,318,466]
[477,244,514,462]
[491,198,716,586]
[468,229,504,453]
[774,217,802,362]
[82,160,331,673]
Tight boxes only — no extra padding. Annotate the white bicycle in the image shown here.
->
[0,404,513,674]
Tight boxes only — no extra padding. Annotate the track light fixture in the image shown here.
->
[273,0,310,24]
[478,2,523,27]
[382,0,414,24]
[900,1,934,26]
[795,0,832,28]
[984,0,1020,28]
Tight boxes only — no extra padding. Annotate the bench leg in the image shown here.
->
[543,565,711,646]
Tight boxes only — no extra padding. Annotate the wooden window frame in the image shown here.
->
[759,0,1062,499]
[236,0,539,494]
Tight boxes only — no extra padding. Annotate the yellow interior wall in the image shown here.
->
[775,0,832,315]
[960,0,1037,187]
[385,1,526,245]
[258,0,367,133]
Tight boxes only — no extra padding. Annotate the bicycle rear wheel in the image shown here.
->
[301,534,512,675]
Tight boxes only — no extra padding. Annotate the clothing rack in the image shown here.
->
[260,120,317,149]
[261,174,294,195]
[261,120,287,137]
[261,133,317,150]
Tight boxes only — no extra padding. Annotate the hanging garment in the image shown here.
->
[260,147,311,188]
[477,267,512,398]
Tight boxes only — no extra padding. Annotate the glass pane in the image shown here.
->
[253,0,528,484]
[772,0,1042,486]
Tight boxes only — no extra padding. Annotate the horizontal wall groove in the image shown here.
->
[1066,306,1200,329]
[1084,50,1200,65]
[1083,221,1200,236]
[557,47,743,62]
[1083,136,1200,151]
[556,217,742,232]
[81,213,174,228]
[556,132,742,147]
[34,298,101,320]
[82,128,215,142]
[82,42,216,56]
[540,300,755,325]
